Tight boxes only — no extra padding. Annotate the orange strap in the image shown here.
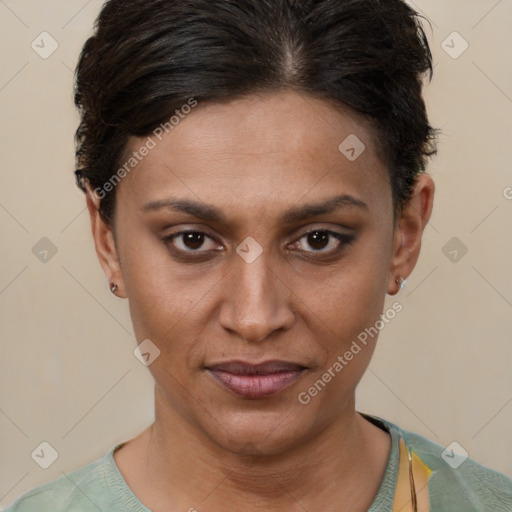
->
[392,437,432,512]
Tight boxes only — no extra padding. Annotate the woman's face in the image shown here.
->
[90,91,427,456]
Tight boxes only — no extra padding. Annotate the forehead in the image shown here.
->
[116,91,391,219]
[140,91,378,160]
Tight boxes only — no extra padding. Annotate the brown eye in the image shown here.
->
[306,231,330,251]
[292,230,355,254]
[181,232,206,250]
[165,231,220,253]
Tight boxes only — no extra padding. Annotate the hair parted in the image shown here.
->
[74,0,437,225]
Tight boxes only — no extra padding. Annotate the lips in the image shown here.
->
[206,360,306,399]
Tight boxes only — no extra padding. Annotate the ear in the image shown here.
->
[387,173,435,295]
[85,184,126,298]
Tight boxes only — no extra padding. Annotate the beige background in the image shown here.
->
[1,0,511,507]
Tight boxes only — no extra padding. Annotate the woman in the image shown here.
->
[6,0,512,510]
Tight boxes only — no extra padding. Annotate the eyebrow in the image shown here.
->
[141,194,368,224]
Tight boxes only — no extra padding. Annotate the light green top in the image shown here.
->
[5,414,512,511]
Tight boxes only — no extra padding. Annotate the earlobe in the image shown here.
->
[84,185,127,298]
[387,173,435,295]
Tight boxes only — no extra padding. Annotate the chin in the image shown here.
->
[198,406,315,458]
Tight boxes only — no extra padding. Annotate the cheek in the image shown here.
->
[303,235,393,392]
[119,229,216,348]
[297,270,389,415]
[318,242,391,337]
[126,268,217,351]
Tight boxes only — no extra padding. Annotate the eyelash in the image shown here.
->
[162,229,356,261]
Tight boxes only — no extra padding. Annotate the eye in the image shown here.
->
[290,229,355,254]
[162,228,355,260]
[164,231,221,253]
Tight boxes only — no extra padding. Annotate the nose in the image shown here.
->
[218,248,295,343]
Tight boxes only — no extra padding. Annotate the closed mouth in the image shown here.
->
[206,360,307,399]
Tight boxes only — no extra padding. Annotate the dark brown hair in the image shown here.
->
[74,0,437,225]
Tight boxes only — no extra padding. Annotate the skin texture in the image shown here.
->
[85,90,434,511]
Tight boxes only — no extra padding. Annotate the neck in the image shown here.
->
[116,386,389,511]
[129,388,389,512]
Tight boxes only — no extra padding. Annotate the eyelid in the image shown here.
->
[162,225,355,257]
[162,224,352,243]
[163,229,222,251]
[290,228,355,251]
[289,223,354,238]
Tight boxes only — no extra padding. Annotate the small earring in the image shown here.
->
[395,276,407,290]
[109,282,118,295]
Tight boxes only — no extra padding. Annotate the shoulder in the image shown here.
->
[378,415,512,510]
[3,446,122,512]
